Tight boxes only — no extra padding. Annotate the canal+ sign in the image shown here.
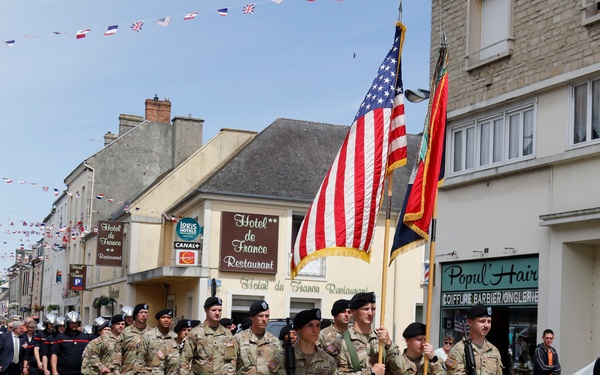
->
[176,217,201,241]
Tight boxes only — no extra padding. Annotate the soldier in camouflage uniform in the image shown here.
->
[325,292,402,375]
[445,304,503,375]
[112,303,152,375]
[141,309,177,375]
[81,317,111,375]
[318,299,350,349]
[274,309,337,375]
[230,300,285,375]
[162,319,192,375]
[396,322,445,375]
[82,314,126,375]
[180,297,235,375]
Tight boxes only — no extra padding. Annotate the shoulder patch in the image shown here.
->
[445,358,457,369]
[325,344,339,356]
[268,359,279,371]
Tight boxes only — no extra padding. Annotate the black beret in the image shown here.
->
[331,299,350,316]
[249,300,269,316]
[320,319,333,330]
[190,320,201,328]
[220,318,233,327]
[403,322,426,338]
[279,324,293,341]
[155,309,174,320]
[204,297,223,309]
[111,314,125,325]
[133,303,149,317]
[293,308,321,330]
[467,304,492,319]
[241,317,252,330]
[174,319,192,333]
[349,292,376,309]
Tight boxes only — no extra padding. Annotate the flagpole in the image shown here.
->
[422,193,438,375]
[378,171,394,363]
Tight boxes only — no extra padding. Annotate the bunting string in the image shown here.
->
[1,0,344,48]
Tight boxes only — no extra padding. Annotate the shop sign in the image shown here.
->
[68,264,87,291]
[441,256,538,292]
[220,212,278,274]
[96,221,124,267]
[176,218,201,241]
[174,241,201,250]
[175,250,198,266]
[442,289,538,307]
[236,277,369,295]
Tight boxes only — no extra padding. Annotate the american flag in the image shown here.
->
[291,23,407,278]
[454,310,470,335]
[157,17,172,27]
[242,3,256,14]
[130,21,144,32]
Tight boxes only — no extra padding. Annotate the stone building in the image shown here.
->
[429,0,600,373]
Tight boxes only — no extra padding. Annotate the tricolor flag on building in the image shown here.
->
[217,8,228,16]
[390,45,448,261]
[291,23,408,279]
[184,12,199,20]
[76,29,91,39]
[104,25,118,36]
[96,194,105,200]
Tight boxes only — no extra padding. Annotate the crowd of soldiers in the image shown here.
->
[1,292,503,375]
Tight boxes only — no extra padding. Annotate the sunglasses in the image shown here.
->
[444,342,453,345]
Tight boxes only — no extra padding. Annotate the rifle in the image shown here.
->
[463,338,477,375]
[284,318,295,375]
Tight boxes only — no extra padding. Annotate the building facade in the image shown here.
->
[429,0,600,373]
[80,118,427,343]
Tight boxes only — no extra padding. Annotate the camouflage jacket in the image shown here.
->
[162,337,184,375]
[325,326,402,375]
[140,328,177,375]
[317,325,344,349]
[273,344,338,375]
[395,350,446,375]
[445,338,503,375]
[112,324,152,375]
[82,332,120,375]
[179,322,234,375]
[231,329,285,375]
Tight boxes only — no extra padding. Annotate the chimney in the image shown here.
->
[104,131,119,146]
[172,116,204,167]
[145,95,172,123]
[119,114,144,135]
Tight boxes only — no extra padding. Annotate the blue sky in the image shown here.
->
[0,0,432,273]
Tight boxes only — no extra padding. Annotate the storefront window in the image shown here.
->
[440,255,539,375]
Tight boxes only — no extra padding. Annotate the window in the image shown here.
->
[582,0,600,26]
[466,0,513,69]
[450,104,535,174]
[289,215,325,278]
[572,79,600,145]
[289,297,320,318]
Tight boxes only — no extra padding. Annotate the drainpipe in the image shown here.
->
[84,162,95,231]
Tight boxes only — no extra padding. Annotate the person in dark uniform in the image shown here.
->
[50,312,91,375]
[33,314,56,375]
[22,322,37,375]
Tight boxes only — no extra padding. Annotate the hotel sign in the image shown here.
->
[219,212,279,274]
[96,221,124,267]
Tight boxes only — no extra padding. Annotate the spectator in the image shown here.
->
[532,329,561,375]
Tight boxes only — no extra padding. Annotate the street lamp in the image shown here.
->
[405,88,430,103]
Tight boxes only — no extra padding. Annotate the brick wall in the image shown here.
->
[431,0,600,113]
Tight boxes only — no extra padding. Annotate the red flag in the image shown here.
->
[391,45,448,260]
[291,23,407,279]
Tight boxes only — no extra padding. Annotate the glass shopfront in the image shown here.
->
[440,255,538,375]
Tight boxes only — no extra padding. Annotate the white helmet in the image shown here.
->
[82,325,93,334]
[120,306,134,317]
[43,313,57,325]
[65,311,81,323]
[55,316,65,326]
